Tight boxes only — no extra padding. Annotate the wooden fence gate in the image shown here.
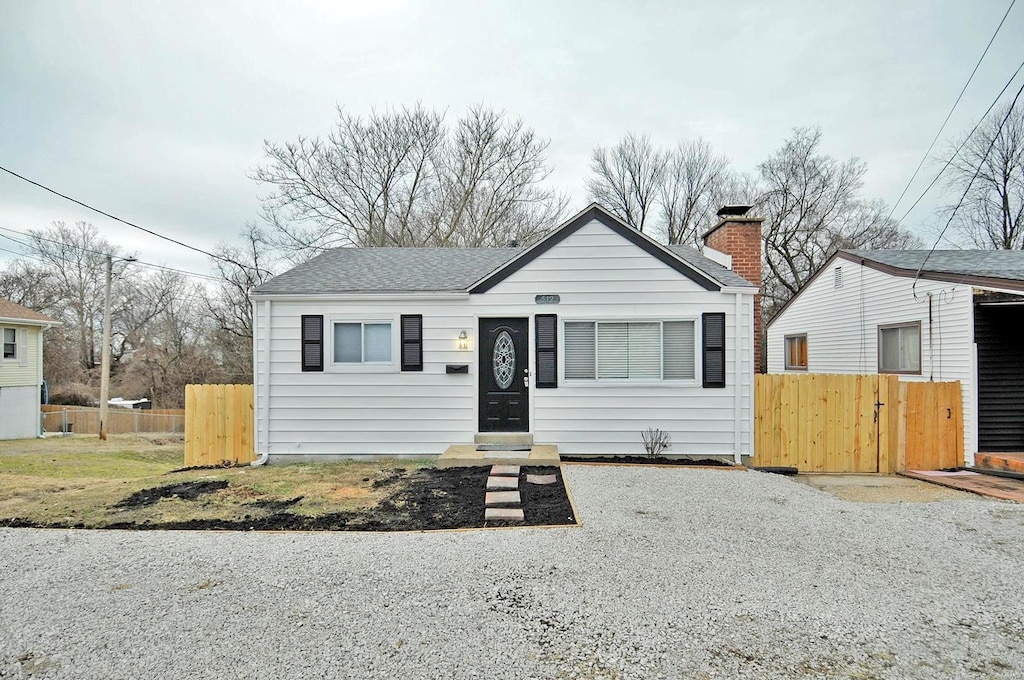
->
[184,384,255,467]
[754,374,963,473]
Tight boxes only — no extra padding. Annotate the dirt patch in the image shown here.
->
[794,474,982,503]
[3,466,578,531]
[113,480,230,509]
[517,466,576,526]
[167,463,244,473]
[560,455,736,467]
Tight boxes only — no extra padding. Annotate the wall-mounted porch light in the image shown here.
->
[457,330,469,351]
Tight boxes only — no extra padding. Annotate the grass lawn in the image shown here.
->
[0,435,433,530]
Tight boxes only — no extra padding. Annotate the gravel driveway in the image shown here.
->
[2,466,1023,679]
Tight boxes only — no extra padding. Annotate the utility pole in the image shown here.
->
[98,255,113,440]
[98,254,135,441]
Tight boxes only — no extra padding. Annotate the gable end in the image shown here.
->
[469,206,722,293]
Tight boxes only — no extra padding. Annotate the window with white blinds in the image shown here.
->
[563,320,695,381]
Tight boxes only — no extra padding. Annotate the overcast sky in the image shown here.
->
[1,0,1022,276]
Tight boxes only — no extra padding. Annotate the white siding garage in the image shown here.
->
[0,300,59,440]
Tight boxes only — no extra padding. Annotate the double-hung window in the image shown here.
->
[563,320,695,381]
[878,322,920,374]
[2,328,15,359]
[333,322,393,365]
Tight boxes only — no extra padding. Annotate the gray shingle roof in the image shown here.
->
[254,243,756,295]
[254,248,521,294]
[666,245,757,288]
[843,249,1024,283]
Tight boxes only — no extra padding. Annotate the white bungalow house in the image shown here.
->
[766,249,1024,466]
[252,204,762,463]
[0,299,59,440]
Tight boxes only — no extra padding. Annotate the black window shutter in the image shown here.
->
[535,314,558,388]
[702,312,726,388]
[401,315,423,372]
[301,315,324,372]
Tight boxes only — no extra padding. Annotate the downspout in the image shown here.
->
[733,292,743,465]
[251,299,272,466]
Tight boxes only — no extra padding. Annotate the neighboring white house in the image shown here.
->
[252,204,762,462]
[766,250,1024,466]
[0,299,59,440]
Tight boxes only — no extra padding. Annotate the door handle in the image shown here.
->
[523,376,529,387]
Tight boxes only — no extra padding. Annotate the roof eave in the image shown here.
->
[837,251,1024,292]
[251,290,471,300]
[0,316,61,327]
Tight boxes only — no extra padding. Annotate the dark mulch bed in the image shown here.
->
[3,466,576,532]
[113,480,230,509]
[560,455,737,467]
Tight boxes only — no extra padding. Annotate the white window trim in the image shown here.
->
[560,317,699,386]
[1,327,17,362]
[327,316,399,373]
[877,321,921,375]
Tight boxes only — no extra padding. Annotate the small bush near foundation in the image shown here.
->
[641,428,672,459]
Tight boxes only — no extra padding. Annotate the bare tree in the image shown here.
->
[586,133,667,234]
[660,139,733,246]
[26,222,129,370]
[255,103,567,256]
[204,224,279,380]
[943,99,1024,249]
[757,127,919,318]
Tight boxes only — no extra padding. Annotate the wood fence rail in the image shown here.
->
[754,374,963,473]
[184,384,254,466]
[41,404,185,435]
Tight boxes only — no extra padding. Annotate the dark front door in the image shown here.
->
[479,318,529,432]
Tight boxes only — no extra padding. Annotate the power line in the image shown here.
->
[0,225,221,282]
[0,164,266,275]
[895,56,1024,227]
[913,78,1024,294]
[887,0,1017,221]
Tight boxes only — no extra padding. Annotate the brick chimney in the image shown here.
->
[702,205,764,373]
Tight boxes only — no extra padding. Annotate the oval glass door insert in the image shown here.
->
[493,331,516,389]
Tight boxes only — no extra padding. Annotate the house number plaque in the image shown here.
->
[535,294,560,304]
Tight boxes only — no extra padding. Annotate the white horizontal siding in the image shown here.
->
[766,258,976,463]
[255,218,755,459]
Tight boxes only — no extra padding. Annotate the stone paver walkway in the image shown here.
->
[485,465,523,521]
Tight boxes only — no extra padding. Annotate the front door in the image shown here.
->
[479,318,529,432]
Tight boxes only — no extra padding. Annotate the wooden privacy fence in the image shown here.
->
[754,374,963,473]
[184,384,255,467]
[41,404,185,435]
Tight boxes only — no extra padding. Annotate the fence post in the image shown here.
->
[62,408,68,437]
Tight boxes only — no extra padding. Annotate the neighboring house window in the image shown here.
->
[784,334,808,370]
[2,328,15,359]
[878,322,920,374]
[563,320,695,381]
[333,322,393,364]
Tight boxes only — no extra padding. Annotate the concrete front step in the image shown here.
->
[474,432,533,446]
[436,444,560,468]
[975,452,1024,476]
